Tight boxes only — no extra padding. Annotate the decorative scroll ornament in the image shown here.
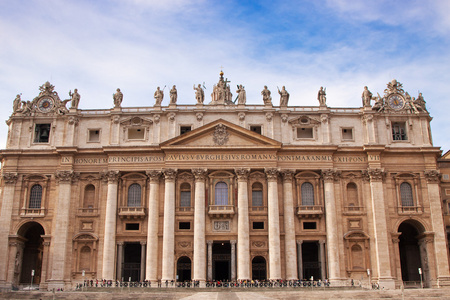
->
[264,168,279,181]
[146,170,162,182]
[321,169,341,182]
[212,124,229,146]
[163,168,177,181]
[424,170,441,183]
[101,170,120,183]
[235,168,250,181]
[280,169,295,182]
[192,168,208,181]
[196,112,204,121]
[2,172,18,184]
[55,170,79,183]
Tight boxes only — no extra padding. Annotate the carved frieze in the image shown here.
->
[212,124,229,146]
[2,172,18,184]
[424,170,441,183]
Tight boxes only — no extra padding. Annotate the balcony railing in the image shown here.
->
[397,206,422,214]
[21,208,45,217]
[250,206,267,212]
[118,207,146,219]
[296,205,323,218]
[343,206,365,215]
[77,207,99,216]
[208,205,235,217]
[178,206,192,212]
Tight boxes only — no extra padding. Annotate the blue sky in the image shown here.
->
[1,0,449,151]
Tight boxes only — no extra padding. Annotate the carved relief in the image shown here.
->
[265,112,273,122]
[364,168,385,182]
[213,221,230,231]
[238,112,245,121]
[252,241,266,248]
[196,112,203,121]
[212,124,229,146]
[2,172,18,184]
[178,241,191,248]
[281,114,288,123]
[168,112,176,122]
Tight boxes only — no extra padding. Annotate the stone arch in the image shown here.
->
[251,256,267,280]
[176,256,192,282]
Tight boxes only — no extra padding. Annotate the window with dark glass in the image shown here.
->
[34,124,51,143]
[301,182,315,206]
[400,182,414,206]
[127,183,141,207]
[180,183,191,207]
[252,182,263,207]
[29,184,42,208]
[215,181,228,205]
[180,126,192,135]
[250,126,262,134]
[392,122,407,140]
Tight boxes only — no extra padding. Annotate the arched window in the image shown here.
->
[180,183,191,207]
[79,246,91,272]
[347,183,358,207]
[351,244,364,270]
[83,184,95,208]
[29,184,42,209]
[128,183,141,207]
[301,182,314,206]
[252,182,263,207]
[400,182,413,206]
[215,182,228,205]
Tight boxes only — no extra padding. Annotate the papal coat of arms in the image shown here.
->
[212,124,229,145]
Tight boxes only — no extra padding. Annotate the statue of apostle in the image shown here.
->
[113,88,123,108]
[169,85,177,104]
[154,87,164,106]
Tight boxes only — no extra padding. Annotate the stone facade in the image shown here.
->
[0,75,449,291]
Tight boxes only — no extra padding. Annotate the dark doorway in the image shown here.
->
[177,256,191,282]
[122,243,141,282]
[251,256,267,280]
[399,222,423,283]
[302,241,321,280]
[212,241,231,281]
[19,222,44,285]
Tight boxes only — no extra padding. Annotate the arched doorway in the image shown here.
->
[398,220,428,287]
[177,256,192,282]
[17,222,45,285]
[251,256,266,280]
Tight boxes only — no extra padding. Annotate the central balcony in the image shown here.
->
[118,207,147,219]
[208,205,235,218]
[296,205,323,218]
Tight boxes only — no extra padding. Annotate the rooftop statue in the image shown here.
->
[261,86,272,105]
[362,86,374,107]
[69,89,80,109]
[318,87,326,106]
[170,85,177,104]
[236,84,246,105]
[13,94,22,113]
[211,71,233,105]
[154,87,164,106]
[414,93,427,112]
[278,86,289,106]
[113,88,123,108]
[194,84,204,104]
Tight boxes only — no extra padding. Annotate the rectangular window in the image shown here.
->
[88,129,100,142]
[180,191,191,207]
[125,223,140,230]
[392,122,407,141]
[128,128,145,140]
[303,222,317,230]
[342,128,353,140]
[443,174,449,181]
[180,126,192,135]
[250,126,262,134]
[252,190,263,206]
[179,222,191,230]
[252,222,264,230]
[446,189,450,196]
[297,127,313,139]
[34,124,51,143]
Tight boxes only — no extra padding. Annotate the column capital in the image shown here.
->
[364,168,385,182]
[163,168,177,181]
[321,169,341,182]
[235,168,250,181]
[146,170,162,183]
[280,169,296,182]
[296,240,303,246]
[424,170,441,183]
[230,240,237,245]
[192,168,208,182]
[117,241,124,246]
[319,240,326,245]
[207,240,213,246]
[265,167,279,181]
[101,170,120,183]
[140,241,147,246]
[55,170,79,184]
[2,172,18,184]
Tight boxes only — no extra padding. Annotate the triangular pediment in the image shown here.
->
[161,119,282,149]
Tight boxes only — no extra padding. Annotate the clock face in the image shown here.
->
[38,98,54,113]
[388,94,405,110]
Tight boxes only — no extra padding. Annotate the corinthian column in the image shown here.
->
[322,169,342,284]
[235,168,250,280]
[424,170,450,286]
[0,173,18,285]
[161,169,177,282]
[265,168,281,280]
[145,170,161,285]
[49,170,79,289]
[366,168,394,289]
[101,170,120,280]
[281,169,298,280]
[192,168,207,285]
